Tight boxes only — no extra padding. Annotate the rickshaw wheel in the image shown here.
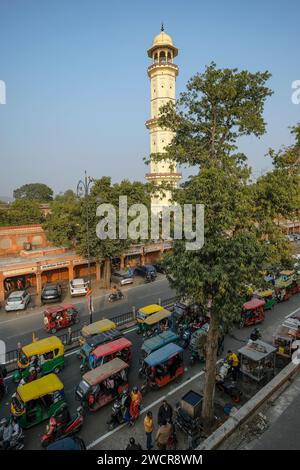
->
[54,366,61,374]
[232,393,241,403]
[51,328,57,334]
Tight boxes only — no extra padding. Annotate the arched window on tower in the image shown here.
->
[154,53,158,64]
[167,52,172,63]
[159,51,166,64]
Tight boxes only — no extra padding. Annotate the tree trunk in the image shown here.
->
[201,311,219,426]
[103,258,111,289]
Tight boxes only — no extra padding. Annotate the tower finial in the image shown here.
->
[161,22,164,32]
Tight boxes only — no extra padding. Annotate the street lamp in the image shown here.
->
[77,171,94,324]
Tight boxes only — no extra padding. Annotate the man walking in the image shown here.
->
[155,420,172,450]
[144,411,154,450]
[157,400,173,425]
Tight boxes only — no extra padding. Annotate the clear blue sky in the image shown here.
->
[0,0,299,197]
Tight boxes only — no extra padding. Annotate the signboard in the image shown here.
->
[41,261,70,271]
[3,266,37,277]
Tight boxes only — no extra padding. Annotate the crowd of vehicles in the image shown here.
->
[1,262,299,450]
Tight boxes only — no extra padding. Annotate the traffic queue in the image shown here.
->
[0,267,300,450]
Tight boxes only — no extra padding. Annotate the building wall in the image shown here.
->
[0,224,49,256]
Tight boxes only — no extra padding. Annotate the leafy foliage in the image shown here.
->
[13,183,53,202]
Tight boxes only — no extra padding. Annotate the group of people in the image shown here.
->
[125,399,175,450]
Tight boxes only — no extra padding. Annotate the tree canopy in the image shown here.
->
[13,183,53,202]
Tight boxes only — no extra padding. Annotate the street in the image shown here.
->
[1,276,300,450]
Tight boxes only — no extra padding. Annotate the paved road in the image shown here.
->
[1,284,300,450]
[0,275,174,351]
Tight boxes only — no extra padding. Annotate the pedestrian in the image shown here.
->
[129,386,142,424]
[125,437,142,450]
[144,411,154,450]
[155,419,172,450]
[157,400,173,426]
[227,350,240,381]
[67,327,72,345]
[17,278,22,290]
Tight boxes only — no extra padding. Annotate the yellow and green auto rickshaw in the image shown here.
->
[275,270,299,301]
[13,336,65,383]
[254,289,276,310]
[79,319,117,346]
[136,304,165,323]
[11,373,66,429]
[137,308,171,336]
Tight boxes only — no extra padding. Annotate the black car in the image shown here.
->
[152,263,166,274]
[134,264,157,278]
[41,283,62,305]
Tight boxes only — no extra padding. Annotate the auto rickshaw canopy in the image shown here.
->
[141,330,179,355]
[143,309,171,326]
[17,373,64,403]
[136,304,164,321]
[255,289,274,298]
[145,342,183,367]
[91,337,132,359]
[81,319,116,337]
[82,357,129,386]
[44,304,75,316]
[243,298,266,310]
[279,270,294,276]
[21,336,64,358]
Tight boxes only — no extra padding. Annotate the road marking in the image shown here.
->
[87,364,218,450]
[285,306,300,319]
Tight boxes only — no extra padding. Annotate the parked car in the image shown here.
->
[69,278,88,297]
[47,436,86,450]
[134,264,157,279]
[152,263,166,274]
[41,283,62,305]
[111,270,134,286]
[5,290,31,312]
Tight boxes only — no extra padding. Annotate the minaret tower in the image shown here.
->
[145,25,181,214]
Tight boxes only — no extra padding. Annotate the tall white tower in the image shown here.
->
[145,26,181,214]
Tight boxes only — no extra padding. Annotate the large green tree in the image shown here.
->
[0,199,42,226]
[157,63,273,424]
[13,183,53,202]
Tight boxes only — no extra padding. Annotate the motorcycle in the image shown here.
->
[41,406,84,448]
[215,360,242,403]
[107,392,131,430]
[108,290,124,302]
[145,273,156,283]
[249,327,262,342]
[0,419,24,450]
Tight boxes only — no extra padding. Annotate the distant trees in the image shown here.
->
[13,183,53,202]
[0,199,42,226]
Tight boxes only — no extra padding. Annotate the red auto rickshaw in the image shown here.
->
[43,304,79,333]
[240,298,266,328]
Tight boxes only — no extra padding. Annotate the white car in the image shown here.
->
[5,290,31,312]
[69,278,88,297]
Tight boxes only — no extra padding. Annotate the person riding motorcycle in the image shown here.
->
[250,327,261,342]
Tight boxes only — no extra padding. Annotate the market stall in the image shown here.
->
[238,340,276,382]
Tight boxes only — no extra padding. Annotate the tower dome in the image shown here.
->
[147,29,178,58]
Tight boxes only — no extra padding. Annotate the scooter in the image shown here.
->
[0,419,24,450]
[107,399,124,430]
[108,290,124,302]
[249,327,262,342]
[41,406,84,448]
[215,360,242,403]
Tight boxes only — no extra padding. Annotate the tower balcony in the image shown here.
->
[147,61,179,77]
[145,172,182,181]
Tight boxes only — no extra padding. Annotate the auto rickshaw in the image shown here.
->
[273,325,299,360]
[254,289,276,310]
[80,337,132,373]
[274,270,299,301]
[240,298,266,328]
[13,336,65,383]
[189,323,224,364]
[77,329,123,365]
[75,357,129,411]
[142,342,184,390]
[43,304,79,334]
[79,319,117,346]
[136,304,164,323]
[140,330,179,361]
[137,308,171,336]
[171,301,202,331]
[11,374,66,429]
